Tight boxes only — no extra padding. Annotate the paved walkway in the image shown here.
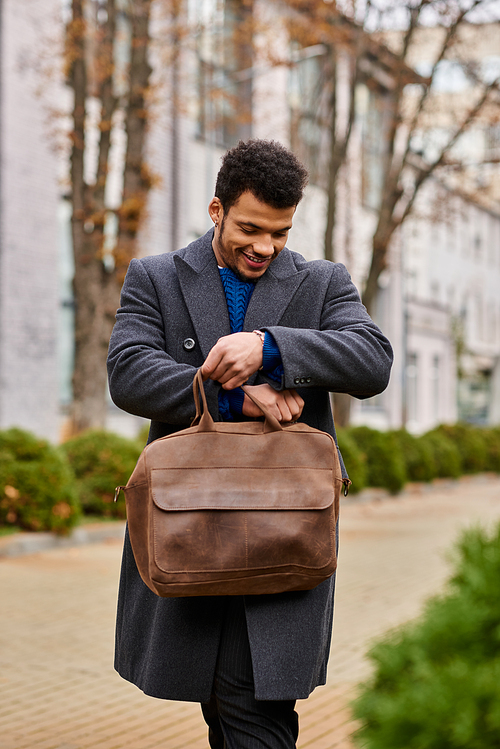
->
[1,476,500,749]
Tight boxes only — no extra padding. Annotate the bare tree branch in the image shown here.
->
[401,0,483,169]
[399,77,500,225]
[68,0,88,225]
[94,0,118,223]
[116,0,153,274]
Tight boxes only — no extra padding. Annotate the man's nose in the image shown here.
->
[252,235,274,256]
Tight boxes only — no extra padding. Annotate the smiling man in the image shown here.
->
[107,139,393,748]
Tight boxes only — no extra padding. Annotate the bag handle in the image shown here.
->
[241,384,283,433]
[192,369,283,433]
[192,369,216,432]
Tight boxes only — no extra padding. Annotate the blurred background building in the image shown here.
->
[0,0,499,441]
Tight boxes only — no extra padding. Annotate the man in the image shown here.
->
[107,139,393,748]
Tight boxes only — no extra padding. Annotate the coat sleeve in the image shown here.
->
[263,263,393,398]
[107,258,220,424]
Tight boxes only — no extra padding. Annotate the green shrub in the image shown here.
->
[337,428,367,494]
[482,427,500,473]
[352,522,500,749]
[423,429,462,479]
[432,423,489,474]
[0,428,80,534]
[390,429,437,483]
[61,430,141,518]
[346,427,406,494]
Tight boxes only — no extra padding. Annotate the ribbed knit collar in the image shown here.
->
[218,267,256,334]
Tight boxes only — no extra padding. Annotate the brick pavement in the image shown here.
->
[1,476,500,749]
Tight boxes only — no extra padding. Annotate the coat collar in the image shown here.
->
[174,230,309,359]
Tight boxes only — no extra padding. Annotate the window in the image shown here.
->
[458,371,491,425]
[360,86,391,211]
[485,124,500,161]
[288,46,330,187]
[475,293,484,342]
[405,352,419,429]
[431,355,440,421]
[194,0,253,148]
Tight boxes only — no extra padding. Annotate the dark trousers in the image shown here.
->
[200,597,299,749]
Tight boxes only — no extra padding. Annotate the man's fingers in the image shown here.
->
[220,373,249,390]
[284,389,304,419]
[242,384,306,423]
[277,401,293,422]
[283,391,297,418]
[202,333,263,386]
[200,349,220,378]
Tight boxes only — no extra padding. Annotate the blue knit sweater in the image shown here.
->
[218,268,283,420]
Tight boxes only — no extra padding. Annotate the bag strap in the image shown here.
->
[192,369,216,432]
[191,369,282,433]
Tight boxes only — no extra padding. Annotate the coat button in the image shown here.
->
[300,377,306,384]
[306,377,312,383]
[183,338,196,351]
[294,377,300,385]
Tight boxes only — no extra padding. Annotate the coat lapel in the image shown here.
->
[174,232,309,360]
[174,231,231,359]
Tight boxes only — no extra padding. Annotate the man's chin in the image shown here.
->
[231,265,266,283]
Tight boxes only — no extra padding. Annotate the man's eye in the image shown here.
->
[241,228,255,234]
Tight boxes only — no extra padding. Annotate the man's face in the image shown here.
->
[208,191,296,282]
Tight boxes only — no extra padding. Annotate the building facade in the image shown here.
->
[0,0,62,441]
[1,0,499,441]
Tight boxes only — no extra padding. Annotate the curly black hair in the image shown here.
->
[214,139,308,211]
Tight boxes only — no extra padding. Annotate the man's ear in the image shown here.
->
[208,197,223,226]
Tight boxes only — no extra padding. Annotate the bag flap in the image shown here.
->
[151,467,337,511]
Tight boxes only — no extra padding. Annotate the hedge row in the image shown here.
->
[60,430,142,520]
[352,521,500,748]
[0,428,141,534]
[1,423,499,534]
[0,428,81,534]
[338,423,500,495]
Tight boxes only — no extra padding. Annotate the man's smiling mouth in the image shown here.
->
[242,251,268,265]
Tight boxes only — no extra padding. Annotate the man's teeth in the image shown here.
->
[246,254,266,263]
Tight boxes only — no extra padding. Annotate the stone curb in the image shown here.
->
[341,472,500,505]
[0,520,126,558]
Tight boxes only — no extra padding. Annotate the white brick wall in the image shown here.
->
[0,0,61,441]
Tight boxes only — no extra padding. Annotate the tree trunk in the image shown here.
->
[116,0,153,273]
[71,264,119,432]
[67,0,110,434]
[324,50,338,263]
[362,237,388,316]
[324,48,357,264]
[66,0,153,433]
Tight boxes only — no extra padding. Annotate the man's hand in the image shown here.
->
[242,384,304,423]
[201,332,263,390]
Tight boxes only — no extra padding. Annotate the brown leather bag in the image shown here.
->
[116,369,344,597]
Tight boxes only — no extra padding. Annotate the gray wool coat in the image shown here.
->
[107,229,393,703]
